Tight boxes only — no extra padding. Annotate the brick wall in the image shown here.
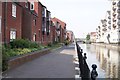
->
[2,2,22,43]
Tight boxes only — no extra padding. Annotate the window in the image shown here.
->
[12,3,16,17]
[25,2,28,8]
[10,30,16,41]
[30,2,34,10]
[33,33,36,41]
[33,18,36,26]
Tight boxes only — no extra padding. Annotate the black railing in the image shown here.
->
[76,42,98,80]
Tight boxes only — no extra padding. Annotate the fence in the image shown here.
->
[76,42,98,80]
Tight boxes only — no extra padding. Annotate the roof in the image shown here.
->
[90,32,97,35]
[51,17,66,28]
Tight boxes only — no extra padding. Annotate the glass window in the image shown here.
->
[10,30,16,41]
[12,4,16,17]
[30,2,34,10]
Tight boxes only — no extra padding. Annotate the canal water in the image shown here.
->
[78,43,120,79]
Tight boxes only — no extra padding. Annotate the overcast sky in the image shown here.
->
[40,0,111,38]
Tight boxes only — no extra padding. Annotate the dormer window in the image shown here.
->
[30,2,34,10]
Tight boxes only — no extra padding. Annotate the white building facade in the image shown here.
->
[110,1,120,43]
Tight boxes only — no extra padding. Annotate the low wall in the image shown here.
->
[92,43,120,51]
[8,48,51,70]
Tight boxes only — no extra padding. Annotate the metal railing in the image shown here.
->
[76,42,98,80]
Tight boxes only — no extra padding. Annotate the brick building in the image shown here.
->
[2,2,23,44]
[22,1,43,44]
[1,1,67,45]
[51,17,66,43]
[66,30,74,42]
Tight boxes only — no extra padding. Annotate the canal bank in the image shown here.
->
[78,43,120,79]
[92,43,120,51]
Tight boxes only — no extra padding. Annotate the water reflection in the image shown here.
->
[86,44,120,79]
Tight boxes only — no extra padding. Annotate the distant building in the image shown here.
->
[110,1,120,44]
[66,30,74,42]
[90,32,97,43]
[51,17,66,43]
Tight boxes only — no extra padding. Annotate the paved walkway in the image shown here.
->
[3,43,76,78]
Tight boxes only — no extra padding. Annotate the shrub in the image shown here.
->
[48,43,52,47]
[17,48,31,55]
[2,46,9,71]
[29,42,39,48]
[10,39,30,49]
[64,40,70,45]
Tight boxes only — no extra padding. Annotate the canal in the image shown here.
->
[78,43,120,79]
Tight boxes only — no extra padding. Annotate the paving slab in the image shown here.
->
[3,43,76,78]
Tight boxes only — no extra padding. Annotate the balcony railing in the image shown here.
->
[113,13,116,17]
[112,2,116,5]
[108,26,111,29]
[108,16,111,19]
[113,18,116,22]
[113,24,116,28]
[112,7,116,11]
[108,21,111,24]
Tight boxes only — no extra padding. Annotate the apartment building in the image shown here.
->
[90,32,97,43]
[104,11,111,44]
[2,2,23,44]
[96,19,107,43]
[51,17,66,43]
[66,30,74,42]
[41,6,51,45]
[110,1,120,43]
[1,1,67,45]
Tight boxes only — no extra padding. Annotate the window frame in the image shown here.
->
[30,2,34,10]
[10,30,16,41]
[12,3,16,18]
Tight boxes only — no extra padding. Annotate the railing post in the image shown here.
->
[91,64,98,80]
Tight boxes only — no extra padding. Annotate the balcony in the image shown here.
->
[108,21,111,24]
[112,2,116,5]
[113,24,116,29]
[108,26,111,29]
[102,28,107,31]
[108,16,111,19]
[112,7,116,11]
[113,19,116,22]
[113,13,116,17]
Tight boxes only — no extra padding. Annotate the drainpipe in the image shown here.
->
[3,2,7,44]
[5,2,7,44]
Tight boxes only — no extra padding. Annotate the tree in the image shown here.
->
[86,34,90,40]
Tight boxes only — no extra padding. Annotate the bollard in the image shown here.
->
[91,64,98,80]
[80,49,83,53]
[83,53,87,60]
